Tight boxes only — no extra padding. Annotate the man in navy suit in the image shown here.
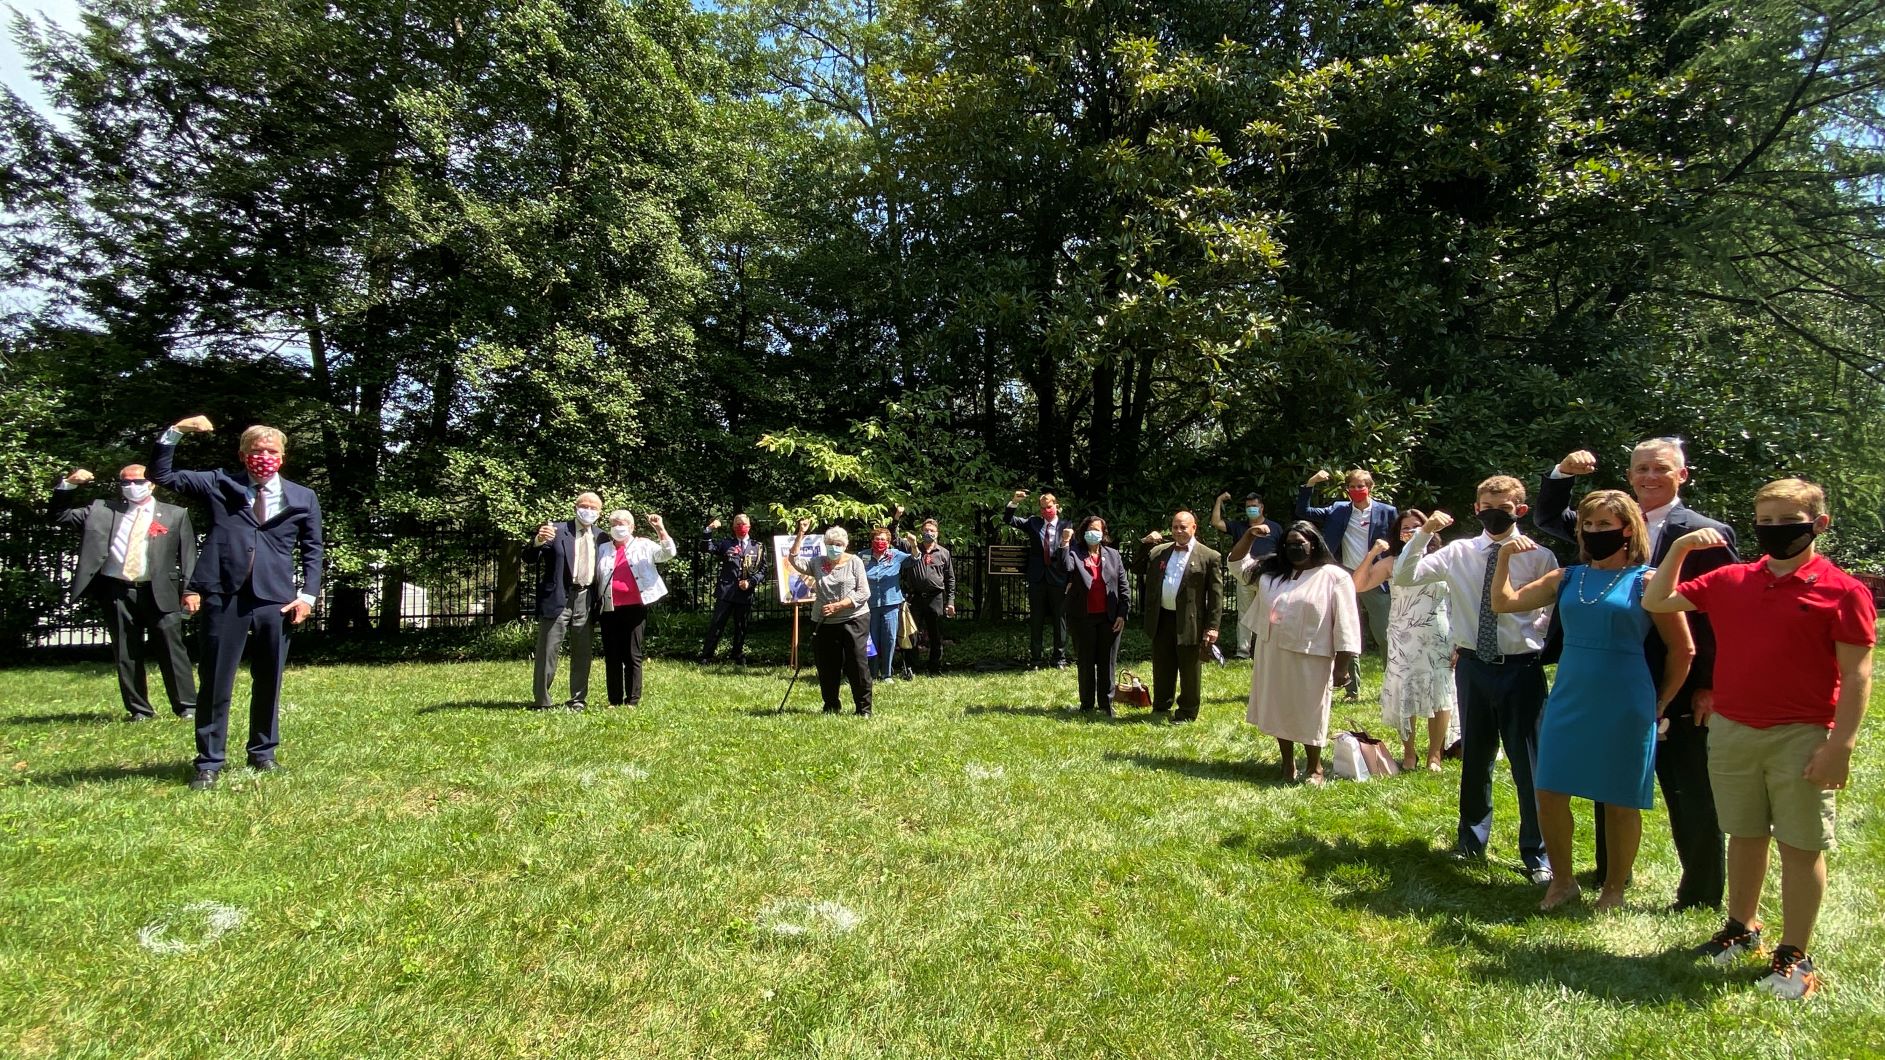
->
[525,492,605,710]
[1003,488,1072,668]
[1538,437,1738,910]
[151,415,323,790]
[698,513,768,665]
[1296,468,1399,696]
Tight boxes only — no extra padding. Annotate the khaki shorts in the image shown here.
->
[1708,714,1838,851]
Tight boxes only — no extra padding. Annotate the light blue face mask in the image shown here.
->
[825,544,846,559]
[1083,530,1103,546]
[1245,507,1262,520]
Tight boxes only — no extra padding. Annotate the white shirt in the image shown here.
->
[1159,541,1192,610]
[110,496,157,580]
[1341,502,1373,569]
[1641,499,1675,557]
[1392,529,1557,655]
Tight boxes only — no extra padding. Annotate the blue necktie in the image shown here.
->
[1476,546,1501,659]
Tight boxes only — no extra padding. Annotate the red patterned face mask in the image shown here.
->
[245,452,282,479]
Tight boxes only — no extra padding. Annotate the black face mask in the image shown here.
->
[1581,528,1628,562]
[1283,540,1311,564]
[1477,509,1518,535]
[1754,521,1817,560]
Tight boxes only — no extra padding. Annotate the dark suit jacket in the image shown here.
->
[1003,505,1072,587]
[1056,545,1129,625]
[703,530,769,598]
[1295,486,1399,577]
[1140,540,1224,644]
[524,519,606,619]
[50,491,197,612]
[1536,470,1739,711]
[151,439,322,603]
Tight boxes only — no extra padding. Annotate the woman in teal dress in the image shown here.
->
[1492,490,1694,911]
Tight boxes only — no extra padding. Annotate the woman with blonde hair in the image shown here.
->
[1492,489,1695,911]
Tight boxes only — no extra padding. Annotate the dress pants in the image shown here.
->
[599,605,648,705]
[1028,578,1068,665]
[98,579,196,718]
[912,594,946,673]
[533,587,593,707]
[813,614,873,714]
[1454,651,1548,870]
[196,587,290,772]
[1592,698,1725,907]
[1073,613,1121,711]
[1150,606,1203,720]
[701,590,753,660]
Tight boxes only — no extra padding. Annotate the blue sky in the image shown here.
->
[3,0,81,112]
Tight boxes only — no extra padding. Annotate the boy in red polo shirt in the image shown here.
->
[1644,478,1875,1000]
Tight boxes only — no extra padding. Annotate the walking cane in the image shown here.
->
[776,601,804,713]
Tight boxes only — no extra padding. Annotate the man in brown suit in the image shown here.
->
[1140,511,1223,722]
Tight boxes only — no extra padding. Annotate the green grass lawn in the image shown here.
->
[3,629,1883,1057]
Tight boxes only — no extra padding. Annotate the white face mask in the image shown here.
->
[121,483,152,503]
[610,524,632,542]
[575,507,600,526]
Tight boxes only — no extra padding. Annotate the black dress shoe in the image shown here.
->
[189,769,218,791]
[247,759,278,772]
[822,706,842,714]
[125,713,153,724]
[174,708,195,720]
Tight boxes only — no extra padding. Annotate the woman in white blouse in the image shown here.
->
[1238,521,1362,784]
[595,510,677,707]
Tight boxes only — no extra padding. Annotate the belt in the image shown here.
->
[1457,647,1539,666]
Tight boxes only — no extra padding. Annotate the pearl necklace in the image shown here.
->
[1574,564,1630,605]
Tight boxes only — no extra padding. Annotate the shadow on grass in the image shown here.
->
[965,704,1169,725]
[1251,832,1721,1004]
[414,699,532,715]
[1108,751,1291,783]
[15,760,186,787]
[2,711,116,726]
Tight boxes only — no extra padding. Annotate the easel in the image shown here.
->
[775,601,807,712]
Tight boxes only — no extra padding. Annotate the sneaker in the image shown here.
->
[1756,946,1819,1000]
[1692,919,1765,966]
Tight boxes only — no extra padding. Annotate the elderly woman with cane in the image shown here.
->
[789,517,874,716]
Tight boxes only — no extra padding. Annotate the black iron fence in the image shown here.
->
[1,502,1266,652]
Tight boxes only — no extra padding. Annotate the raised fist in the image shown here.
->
[1672,527,1730,553]
[708,518,722,531]
[1422,511,1454,535]
[1141,530,1165,546]
[535,523,555,545]
[1558,450,1598,476]
[647,514,664,532]
[797,516,814,535]
[66,468,94,485]
[1307,469,1331,486]
[1500,534,1541,555]
[1011,489,1029,505]
[173,415,214,433]
[1216,491,1232,503]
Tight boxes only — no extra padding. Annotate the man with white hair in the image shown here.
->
[527,491,606,711]
[152,415,322,790]
[1538,436,1740,910]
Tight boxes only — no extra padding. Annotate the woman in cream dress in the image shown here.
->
[1236,521,1361,785]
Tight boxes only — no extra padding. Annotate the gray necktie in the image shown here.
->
[1475,546,1501,659]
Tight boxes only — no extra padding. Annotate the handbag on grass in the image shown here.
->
[1332,728,1402,780]
[1113,670,1152,708]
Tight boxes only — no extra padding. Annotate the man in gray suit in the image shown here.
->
[51,464,200,721]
